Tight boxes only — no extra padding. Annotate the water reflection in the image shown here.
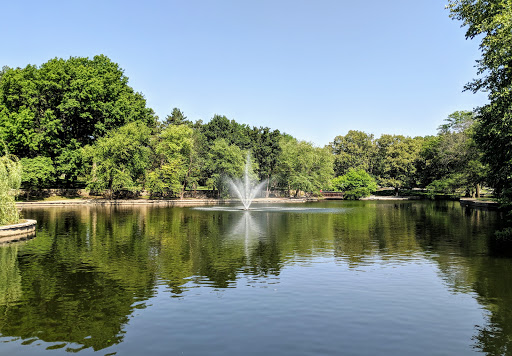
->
[0,202,509,354]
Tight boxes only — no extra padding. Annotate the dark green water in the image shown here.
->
[0,201,510,355]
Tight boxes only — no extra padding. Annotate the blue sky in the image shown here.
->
[1,0,486,146]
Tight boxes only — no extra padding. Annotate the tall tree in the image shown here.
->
[329,130,376,176]
[201,115,253,150]
[0,55,156,186]
[276,137,334,197]
[251,127,281,196]
[419,111,486,197]
[86,121,151,198]
[374,135,423,195]
[204,139,245,196]
[448,0,512,204]
[147,124,195,199]
[162,108,191,127]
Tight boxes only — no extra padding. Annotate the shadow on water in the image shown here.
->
[0,201,510,354]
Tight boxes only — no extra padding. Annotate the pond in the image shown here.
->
[0,200,510,355]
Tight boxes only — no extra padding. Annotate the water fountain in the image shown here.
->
[194,154,344,213]
[228,155,267,210]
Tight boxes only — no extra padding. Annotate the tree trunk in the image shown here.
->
[295,188,300,198]
[476,184,481,198]
[180,165,192,200]
[394,187,399,196]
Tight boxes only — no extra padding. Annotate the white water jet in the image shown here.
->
[228,155,267,210]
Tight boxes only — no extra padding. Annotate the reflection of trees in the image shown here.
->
[332,202,422,266]
[0,245,22,306]
[410,202,512,355]
[471,259,512,355]
[0,207,158,352]
[2,206,321,351]
[4,202,510,353]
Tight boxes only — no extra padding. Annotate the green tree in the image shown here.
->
[201,115,253,150]
[20,156,56,199]
[0,55,156,186]
[329,130,376,176]
[0,146,22,225]
[331,168,378,200]
[419,111,486,197]
[147,124,195,199]
[204,139,245,196]
[374,135,423,195]
[162,107,191,127]
[448,0,512,205]
[276,136,334,197]
[86,121,151,198]
[251,127,281,196]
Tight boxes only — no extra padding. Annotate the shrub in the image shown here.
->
[331,169,377,200]
[0,149,22,225]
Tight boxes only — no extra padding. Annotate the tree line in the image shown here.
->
[0,54,491,204]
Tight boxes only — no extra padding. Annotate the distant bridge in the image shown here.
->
[322,191,344,200]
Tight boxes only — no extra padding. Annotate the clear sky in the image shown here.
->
[1,0,486,146]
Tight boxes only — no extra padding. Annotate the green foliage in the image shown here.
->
[86,121,151,198]
[0,55,156,186]
[162,107,191,127]
[0,146,22,225]
[147,124,195,198]
[438,111,475,134]
[425,177,461,198]
[419,111,487,197]
[276,136,334,196]
[373,135,423,192]
[204,139,245,195]
[329,130,375,176]
[448,0,512,204]
[495,227,512,242]
[331,169,377,200]
[251,127,281,192]
[201,114,253,150]
[20,156,55,190]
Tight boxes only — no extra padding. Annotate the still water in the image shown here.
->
[0,201,510,355]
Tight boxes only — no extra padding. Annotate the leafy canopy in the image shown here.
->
[448,0,512,203]
[0,55,156,186]
[86,121,151,197]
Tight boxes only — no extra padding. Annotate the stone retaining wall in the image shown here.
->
[0,219,37,243]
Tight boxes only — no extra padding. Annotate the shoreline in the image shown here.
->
[459,197,500,209]
[14,196,501,209]
[360,195,423,201]
[16,195,429,207]
[16,197,311,207]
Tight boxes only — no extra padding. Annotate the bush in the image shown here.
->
[331,169,377,200]
[425,176,460,199]
[20,156,56,190]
